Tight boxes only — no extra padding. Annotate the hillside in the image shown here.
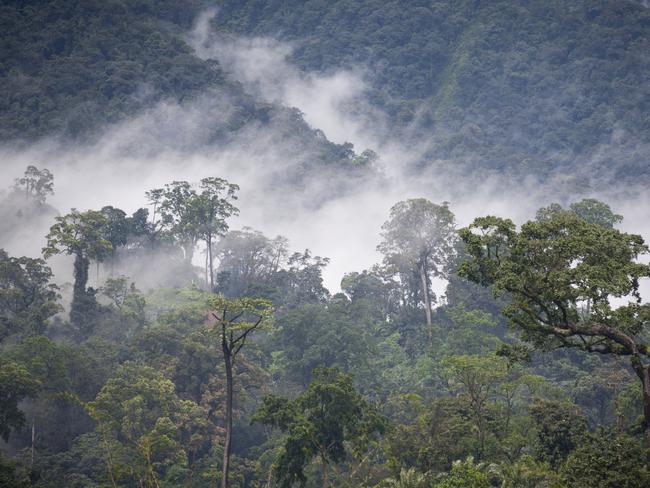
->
[0,0,370,177]
[214,0,650,181]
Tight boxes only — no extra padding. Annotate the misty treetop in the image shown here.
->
[1,162,649,486]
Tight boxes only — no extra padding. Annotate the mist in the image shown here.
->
[1,9,649,299]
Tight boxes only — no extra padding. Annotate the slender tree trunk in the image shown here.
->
[71,252,90,327]
[637,364,650,464]
[221,341,233,488]
[208,234,214,291]
[418,261,433,338]
[321,453,329,488]
[205,246,209,289]
[30,416,35,469]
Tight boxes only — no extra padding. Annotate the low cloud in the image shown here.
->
[1,10,648,300]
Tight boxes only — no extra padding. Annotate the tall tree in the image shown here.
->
[191,177,239,291]
[378,199,457,337]
[14,165,54,204]
[206,296,272,488]
[0,249,60,341]
[148,178,239,288]
[536,198,623,229]
[459,211,650,460]
[43,209,112,336]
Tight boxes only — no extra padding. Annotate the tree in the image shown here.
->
[14,165,54,204]
[206,296,272,488]
[535,198,623,229]
[378,199,457,338]
[191,177,239,291]
[562,430,650,488]
[432,457,490,488]
[0,249,60,341]
[442,355,508,460]
[529,399,587,468]
[149,178,239,289]
[215,228,288,298]
[100,276,146,332]
[88,362,207,487]
[0,359,40,443]
[459,210,650,458]
[253,366,385,488]
[43,209,112,336]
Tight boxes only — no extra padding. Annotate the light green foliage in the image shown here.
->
[459,208,650,446]
[43,209,112,262]
[442,355,508,459]
[43,208,113,334]
[379,467,430,488]
[253,367,385,487]
[536,198,623,229]
[100,276,147,332]
[432,457,490,488]
[497,455,565,488]
[88,362,207,487]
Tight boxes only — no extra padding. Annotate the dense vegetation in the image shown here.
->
[0,0,372,176]
[214,0,650,181]
[2,1,650,486]
[2,1,648,183]
[1,167,649,487]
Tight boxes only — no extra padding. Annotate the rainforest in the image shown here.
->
[1,1,650,487]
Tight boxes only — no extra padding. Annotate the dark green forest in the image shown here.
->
[2,0,650,487]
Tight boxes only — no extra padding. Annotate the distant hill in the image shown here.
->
[2,0,648,185]
[0,0,371,178]
[214,0,650,183]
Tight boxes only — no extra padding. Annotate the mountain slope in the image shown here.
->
[214,0,650,181]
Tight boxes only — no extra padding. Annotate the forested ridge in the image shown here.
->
[2,0,649,181]
[214,0,650,181]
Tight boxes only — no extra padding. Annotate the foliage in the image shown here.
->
[0,249,60,341]
[253,367,385,487]
[431,457,490,488]
[0,358,40,442]
[215,0,650,182]
[529,400,587,469]
[561,430,650,488]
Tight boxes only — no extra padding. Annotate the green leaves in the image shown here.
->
[0,358,40,442]
[43,208,112,261]
[253,367,385,487]
[459,209,650,347]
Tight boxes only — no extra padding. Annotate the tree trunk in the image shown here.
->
[321,453,329,488]
[208,235,214,292]
[418,261,433,337]
[221,342,233,488]
[30,416,35,469]
[637,364,650,464]
[71,252,90,327]
[205,246,209,289]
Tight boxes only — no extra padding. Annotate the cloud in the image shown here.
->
[1,9,648,301]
